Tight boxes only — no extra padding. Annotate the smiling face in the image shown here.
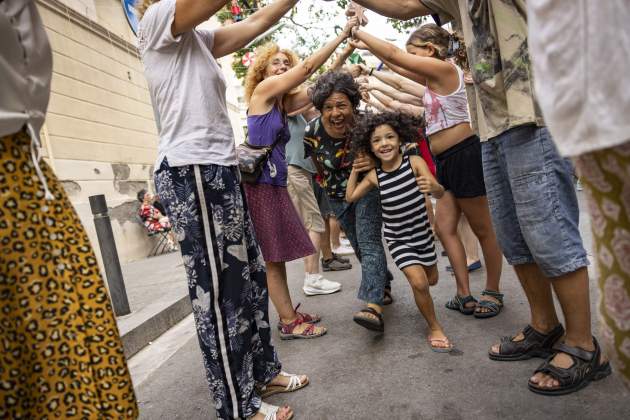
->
[321,92,355,139]
[263,52,291,79]
[370,124,402,164]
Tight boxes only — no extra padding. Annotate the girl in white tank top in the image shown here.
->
[352,23,505,321]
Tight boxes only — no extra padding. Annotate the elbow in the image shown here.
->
[345,193,356,203]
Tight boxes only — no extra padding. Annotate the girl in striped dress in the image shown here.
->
[346,112,452,352]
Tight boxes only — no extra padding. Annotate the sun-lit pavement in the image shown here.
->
[132,193,630,419]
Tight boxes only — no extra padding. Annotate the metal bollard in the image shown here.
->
[89,194,131,316]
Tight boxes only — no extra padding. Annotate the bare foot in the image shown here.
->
[250,405,293,420]
[475,294,500,315]
[428,329,452,351]
[490,331,525,355]
[529,344,607,389]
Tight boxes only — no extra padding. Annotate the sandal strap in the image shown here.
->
[480,289,504,303]
[358,307,383,320]
[278,371,303,391]
[258,402,279,420]
[476,300,501,311]
[552,341,595,363]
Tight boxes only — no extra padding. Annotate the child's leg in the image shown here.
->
[402,264,445,339]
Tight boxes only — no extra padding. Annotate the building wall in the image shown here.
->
[37,0,245,264]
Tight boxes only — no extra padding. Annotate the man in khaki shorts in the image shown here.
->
[287,113,351,296]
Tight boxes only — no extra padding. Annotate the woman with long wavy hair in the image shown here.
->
[243,17,358,341]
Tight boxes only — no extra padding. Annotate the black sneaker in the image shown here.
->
[321,257,352,271]
[332,253,350,264]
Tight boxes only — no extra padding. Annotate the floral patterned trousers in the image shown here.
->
[575,141,630,388]
[155,160,281,419]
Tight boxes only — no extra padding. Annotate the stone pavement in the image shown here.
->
[128,193,630,419]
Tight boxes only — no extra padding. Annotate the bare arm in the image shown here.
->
[331,44,356,71]
[367,78,423,105]
[365,96,390,113]
[346,168,377,203]
[350,39,427,84]
[211,0,299,58]
[251,18,357,112]
[353,29,454,85]
[350,0,432,20]
[369,67,425,99]
[371,90,424,117]
[171,0,231,36]
[410,155,444,198]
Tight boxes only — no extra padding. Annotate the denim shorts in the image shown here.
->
[481,125,589,278]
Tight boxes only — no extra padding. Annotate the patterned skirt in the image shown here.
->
[0,130,138,418]
[244,183,315,262]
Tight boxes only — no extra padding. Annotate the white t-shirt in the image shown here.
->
[0,0,52,139]
[138,0,237,170]
[528,0,630,157]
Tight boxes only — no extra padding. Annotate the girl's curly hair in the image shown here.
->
[352,111,422,160]
[309,71,362,112]
[244,43,300,103]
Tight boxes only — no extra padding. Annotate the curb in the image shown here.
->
[117,294,192,358]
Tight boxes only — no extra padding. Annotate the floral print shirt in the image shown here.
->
[303,117,354,200]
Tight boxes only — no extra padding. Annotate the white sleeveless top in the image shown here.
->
[423,64,470,136]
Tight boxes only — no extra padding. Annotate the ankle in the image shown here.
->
[563,335,594,351]
[280,313,298,324]
[531,320,561,335]
[367,303,382,313]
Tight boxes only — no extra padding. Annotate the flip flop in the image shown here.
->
[428,336,453,353]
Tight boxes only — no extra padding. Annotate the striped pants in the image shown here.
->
[154,160,281,419]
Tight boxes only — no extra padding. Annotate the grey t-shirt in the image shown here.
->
[285,115,316,173]
[138,0,237,170]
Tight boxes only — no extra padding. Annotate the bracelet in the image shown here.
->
[369,67,374,76]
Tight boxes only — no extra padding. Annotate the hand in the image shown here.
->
[355,76,369,85]
[348,64,362,78]
[360,90,371,102]
[342,16,359,37]
[416,175,439,194]
[348,38,367,50]
[353,153,375,172]
[359,63,370,75]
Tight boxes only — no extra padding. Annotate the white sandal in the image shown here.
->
[258,371,309,398]
[256,402,293,420]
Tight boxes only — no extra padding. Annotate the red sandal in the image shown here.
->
[278,317,327,340]
[276,303,321,330]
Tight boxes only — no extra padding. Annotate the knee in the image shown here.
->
[410,276,430,295]
[428,270,439,286]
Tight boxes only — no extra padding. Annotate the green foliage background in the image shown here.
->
[220,1,425,81]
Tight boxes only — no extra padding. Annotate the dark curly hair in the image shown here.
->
[352,111,422,160]
[309,71,361,112]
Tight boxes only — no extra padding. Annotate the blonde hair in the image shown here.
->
[244,43,300,103]
[135,0,159,20]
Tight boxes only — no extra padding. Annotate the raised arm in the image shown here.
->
[171,0,232,36]
[368,66,426,99]
[211,0,299,58]
[251,18,357,111]
[350,0,432,20]
[371,91,424,118]
[331,44,356,71]
[352,29,453,85]
[366,78,423,106]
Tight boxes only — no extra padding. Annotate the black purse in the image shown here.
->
[236,132,283,184]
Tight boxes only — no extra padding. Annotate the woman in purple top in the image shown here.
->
[243,17,357,340]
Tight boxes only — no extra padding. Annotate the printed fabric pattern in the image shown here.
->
[303,117,354,199]
[155,160,281,419]
[0,131,138,419]
[575,141,630,389]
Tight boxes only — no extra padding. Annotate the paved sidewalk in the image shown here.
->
[131,193,630,419]
[116,251,189,357]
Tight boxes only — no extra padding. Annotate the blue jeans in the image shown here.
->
[481,125,589,277]
[329,190,390,305]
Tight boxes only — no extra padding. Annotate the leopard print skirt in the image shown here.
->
[0,130,138,418]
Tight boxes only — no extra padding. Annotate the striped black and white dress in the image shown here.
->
[376,155,437,270]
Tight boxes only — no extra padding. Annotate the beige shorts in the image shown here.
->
[287,165,325,233]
